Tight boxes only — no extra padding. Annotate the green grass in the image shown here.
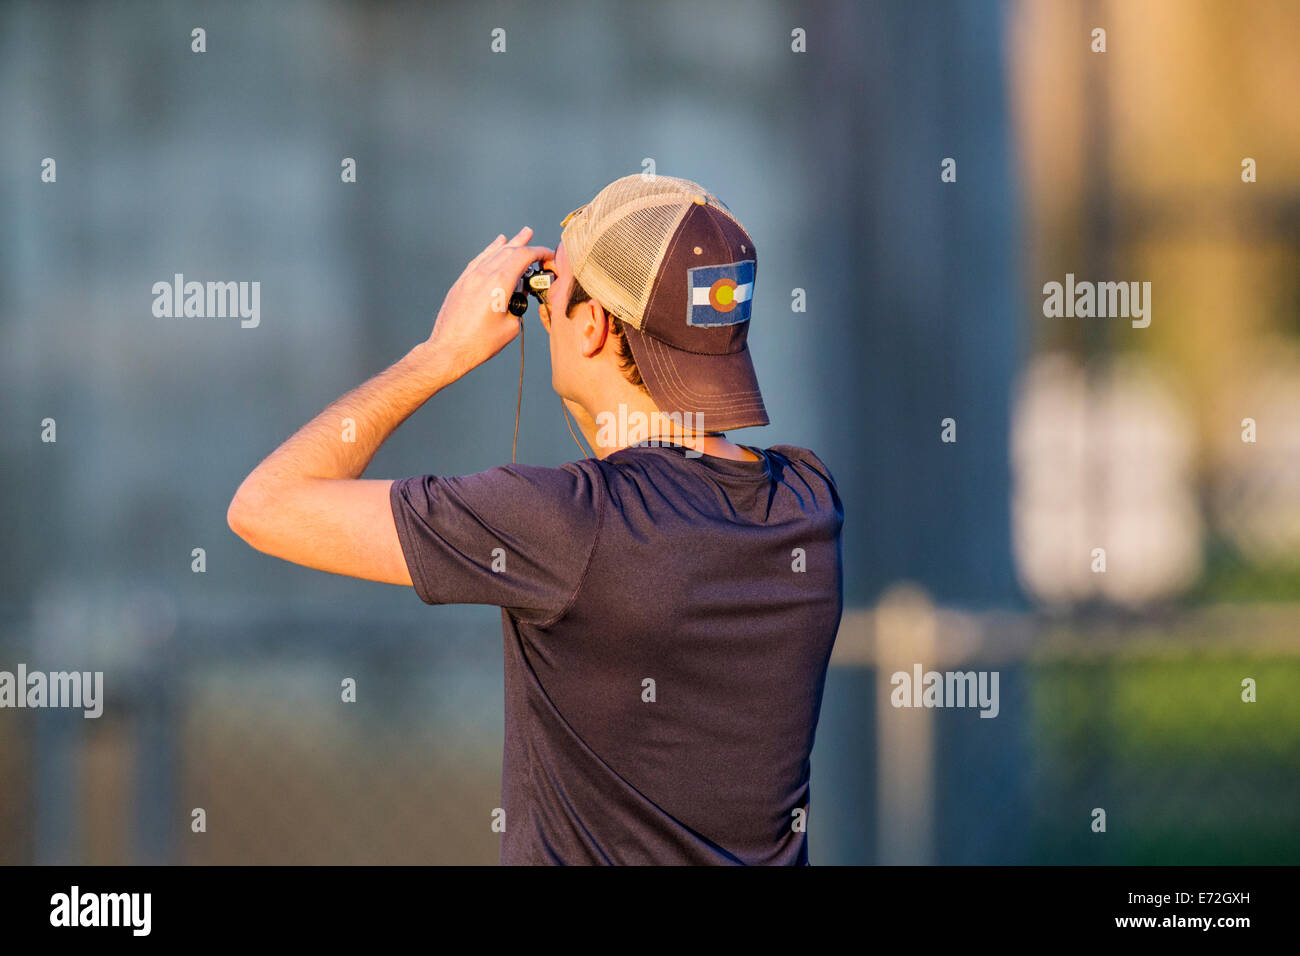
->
[1027,654,1300,864]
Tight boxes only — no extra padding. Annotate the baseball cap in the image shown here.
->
[559,174,769,431]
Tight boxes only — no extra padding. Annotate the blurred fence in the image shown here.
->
[2,593,1296,865]
[818,591,1300,865]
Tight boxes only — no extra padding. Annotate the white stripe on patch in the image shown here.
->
[691,282,753,306]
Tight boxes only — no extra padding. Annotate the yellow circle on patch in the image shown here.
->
[709,278,738,312]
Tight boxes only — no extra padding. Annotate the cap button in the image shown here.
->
[692,194,707,205]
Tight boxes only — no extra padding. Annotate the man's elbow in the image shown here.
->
[227,481,267,547]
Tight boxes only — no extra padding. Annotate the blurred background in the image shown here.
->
[1,0,1297,864]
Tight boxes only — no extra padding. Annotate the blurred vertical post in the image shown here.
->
[805,0,1019,609]
[874,583,937,864]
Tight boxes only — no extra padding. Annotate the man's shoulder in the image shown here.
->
[765,444,840,487]
[453,458,599,489]
[394,458,602,520]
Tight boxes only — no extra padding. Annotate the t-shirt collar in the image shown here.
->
[620,440,772,480]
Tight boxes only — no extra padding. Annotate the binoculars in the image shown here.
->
[508,264,556,317]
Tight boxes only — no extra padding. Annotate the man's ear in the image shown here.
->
[579,300,611,358]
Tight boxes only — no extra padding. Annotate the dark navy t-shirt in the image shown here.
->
[389,442,844,865]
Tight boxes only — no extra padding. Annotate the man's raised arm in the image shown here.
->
[226,227,553,586]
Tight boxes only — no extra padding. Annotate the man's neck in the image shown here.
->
[567,397,761,462]
[684,434,762,462]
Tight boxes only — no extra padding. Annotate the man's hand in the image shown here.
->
[429,226,555,381]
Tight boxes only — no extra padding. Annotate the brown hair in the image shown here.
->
[566,275,649,393]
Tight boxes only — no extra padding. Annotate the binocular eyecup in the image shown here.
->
[508,265,556,317]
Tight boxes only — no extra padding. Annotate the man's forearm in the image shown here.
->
[235,340,453,492]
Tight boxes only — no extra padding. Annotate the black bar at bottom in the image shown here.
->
[0,864,1286,941]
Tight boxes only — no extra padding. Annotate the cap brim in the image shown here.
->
[621,324,770,431]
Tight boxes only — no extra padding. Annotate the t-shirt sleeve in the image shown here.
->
[389,461,603,625]
[772,445,845,524]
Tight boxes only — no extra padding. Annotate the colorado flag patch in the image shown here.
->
[687,260,755,327]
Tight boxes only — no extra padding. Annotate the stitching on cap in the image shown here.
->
[641,333,768,412]
[647,338,759,408]
[646,333,767,406]
[642,335,758,410]
[640,207,692,329]
[644,335,766,411]
[634,326,749,357]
